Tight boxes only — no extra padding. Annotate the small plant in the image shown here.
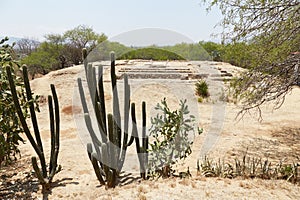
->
[195,79,209,98]
[197,155,299,183]
[6,65,61,191]
[148,98,196,178]
[197,97,203,103]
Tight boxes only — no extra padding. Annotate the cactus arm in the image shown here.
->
[31,157,47,185]
[79,77,104,147]
[127,135,135,146]
[131,102,144,177]
[110,51,116,88]
[84,114,102,146]
[123,74,130,145]
[49,84,60,181]
[101,144,109,177]
[118,74,131,171]
[77,78,89,113]
[107,114,116,168]
[141,101,148,179]
[88,65,108,142]
[86,64,96,106]
[6,66,47,177]
[48,95,55,173]
[132,102,148,179]
[101,143,116,187]
[90,152,106,185]
[131,103,140,152]
[50,84,60,153]
[97,65,107,137]
[82,48,88,76]
[87,144,105,185]
[110,51,121,140]
[110,52,122,171]
[22,66,44,154]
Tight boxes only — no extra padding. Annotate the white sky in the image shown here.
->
[0,0,223,45]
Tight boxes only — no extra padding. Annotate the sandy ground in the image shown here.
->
[1,60,300,199]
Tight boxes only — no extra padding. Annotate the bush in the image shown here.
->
[0,37,38,166]
[195,80,209,98]
[0,37,24,166]
[148,98,197,178]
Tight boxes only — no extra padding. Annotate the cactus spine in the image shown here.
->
[78,49,148,187]
[6,66,60,191]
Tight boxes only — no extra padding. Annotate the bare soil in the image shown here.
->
[1,60,299,199]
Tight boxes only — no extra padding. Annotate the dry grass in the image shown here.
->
[197,154,300,183]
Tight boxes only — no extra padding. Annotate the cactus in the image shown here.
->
[131,102,149,180]
[6,66,60,191]
[78,49,148,187]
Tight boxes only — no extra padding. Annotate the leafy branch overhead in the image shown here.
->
[203,0,300,118]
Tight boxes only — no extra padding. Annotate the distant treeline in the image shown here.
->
[12,25,258,77]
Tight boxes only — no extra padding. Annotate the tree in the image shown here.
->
[202,0,300,118]
[16,38,40,56]
[22,25,108,74]
[21,42,62,76]
[63,25,107,64]
[200,41,223,61]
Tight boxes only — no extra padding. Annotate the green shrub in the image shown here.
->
[0,37,37,166]
[195,80,209,98]
[148,98,196,178]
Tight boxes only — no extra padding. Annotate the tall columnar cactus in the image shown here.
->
[6,66,60,191]
[78,49,148,188]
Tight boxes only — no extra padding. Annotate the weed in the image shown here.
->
[195,80,209,98]
[197,155,299,183]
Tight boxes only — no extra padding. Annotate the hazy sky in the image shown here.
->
[0,0,223,45]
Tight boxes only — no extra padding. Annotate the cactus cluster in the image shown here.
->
[6,66,60,191]
[78,49,148,188]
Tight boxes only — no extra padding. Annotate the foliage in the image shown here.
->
[162,43,211,60]
[200,41,257,68]
[118,47,186,60]
[21,42,63,76]
[0,37,29,166]
[221,42,254,68]
[195,79,209,98]
[198,155,299,183]
[199,41,223,61]
[117,43,211,61]
[21,25,108,75]
[202,0,300,116]
[63,25,107,64]
[148,98,196,178]
[87,41,131,62]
